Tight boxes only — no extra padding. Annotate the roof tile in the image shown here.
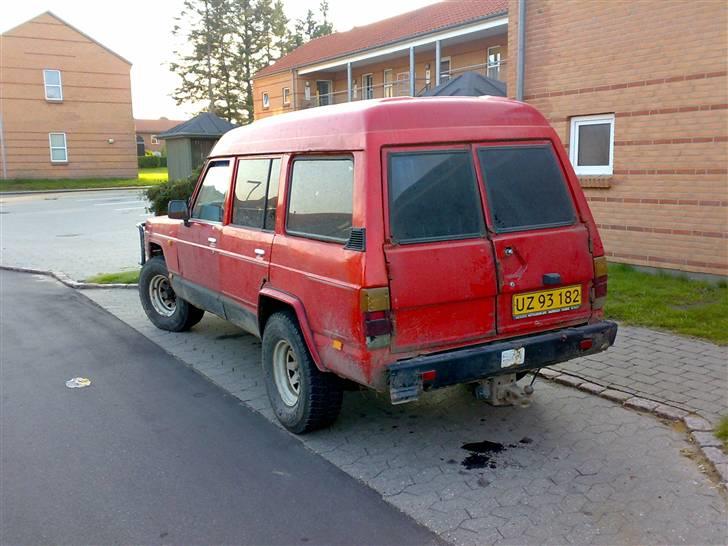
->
[255,0,507,77]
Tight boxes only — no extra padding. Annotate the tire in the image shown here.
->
[139,256,205,332]
[262,311,343,434]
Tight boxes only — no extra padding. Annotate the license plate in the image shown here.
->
[512,285,582,319]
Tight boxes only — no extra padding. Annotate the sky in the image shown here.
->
[1,0,440,120]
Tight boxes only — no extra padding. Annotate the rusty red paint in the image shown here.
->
[145,97,608,391]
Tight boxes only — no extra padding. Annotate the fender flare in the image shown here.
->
[258,286,325,371]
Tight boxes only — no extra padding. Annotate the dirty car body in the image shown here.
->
[139,97,617,432]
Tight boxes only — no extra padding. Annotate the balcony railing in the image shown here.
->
[298,60,506,110]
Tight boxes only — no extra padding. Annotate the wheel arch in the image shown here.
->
[258,287,324,371]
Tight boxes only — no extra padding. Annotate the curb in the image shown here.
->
[0,265,138,290]
[536,368,728,488]
[0,185,153,196]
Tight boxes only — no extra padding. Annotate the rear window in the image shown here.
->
[388,150,484,243]
[286,157,353,242]
[477,145,575,233]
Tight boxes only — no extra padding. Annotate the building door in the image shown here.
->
[136,135,145,156]
[487,46,502,80]
[316,80,332,105]
[440,57,451,82]
[396,72,410,96]
[362,73,374,99]
[383,69,393,97]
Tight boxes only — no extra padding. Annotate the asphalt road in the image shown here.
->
[0,271,439,546]
[0,189,148,280]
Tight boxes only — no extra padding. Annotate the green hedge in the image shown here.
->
[138,156,168,168]
[145,168,200,215]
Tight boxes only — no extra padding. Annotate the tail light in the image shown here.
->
[592,256,608,310]
[361,287,392,338]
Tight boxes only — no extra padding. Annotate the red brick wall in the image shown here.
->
[508,0,727,276]
[0,13,137,179]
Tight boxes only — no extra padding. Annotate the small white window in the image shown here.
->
[282,87,291,105]
[150,135,159,145]
[49,132,68,162]
[43,69,63,101]
[262,92,270,109]
[304,82,311,101]
[569,114,615,176]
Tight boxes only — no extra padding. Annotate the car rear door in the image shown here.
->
[383,146,498,353]
[218,157,281,334]
[475,142,593,336]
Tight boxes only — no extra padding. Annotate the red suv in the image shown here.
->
[138,97,617,433]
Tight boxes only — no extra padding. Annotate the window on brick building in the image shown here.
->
[43,69,63,101]
[569,114,615,176]
[49,132,68,162]
[262,92,270,109]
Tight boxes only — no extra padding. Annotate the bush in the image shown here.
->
[159,157,167,167]
[138,155,160,168]
[145,169,200,215]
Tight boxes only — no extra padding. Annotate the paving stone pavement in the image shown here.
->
[554,326,728,426]
[81,286,727,546]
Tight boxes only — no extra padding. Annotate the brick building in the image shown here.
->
[0,12,137,179]
[252,0,727,278]
[134,118,185,156]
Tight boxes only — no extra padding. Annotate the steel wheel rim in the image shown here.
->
[149,274,176,317]
[273,340,301,407]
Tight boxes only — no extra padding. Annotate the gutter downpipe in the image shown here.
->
[347,62,353,102]
[409,47,415,97]
[516,0,527,101]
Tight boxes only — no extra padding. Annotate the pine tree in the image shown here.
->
[169,0,333,124]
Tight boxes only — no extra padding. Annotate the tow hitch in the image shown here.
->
[473,373,534,407]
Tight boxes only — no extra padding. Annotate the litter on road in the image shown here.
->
[65,377,91,388]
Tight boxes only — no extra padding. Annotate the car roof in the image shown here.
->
[210,96,551,157]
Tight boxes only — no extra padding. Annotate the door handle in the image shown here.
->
[208,237,217,244]
[254,248,265,256]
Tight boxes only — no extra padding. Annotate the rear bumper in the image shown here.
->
[387,321,618,403]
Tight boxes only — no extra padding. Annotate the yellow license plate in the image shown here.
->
[512,285,582,319]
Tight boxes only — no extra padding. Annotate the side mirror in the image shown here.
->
[168,200,190,226]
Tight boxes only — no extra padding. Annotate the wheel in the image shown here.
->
[139,256,205,332]
[262,312,343,434]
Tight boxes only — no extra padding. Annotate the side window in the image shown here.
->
[231,158,281,230]
[43,69,62,101]
[265,159,281,229]
[478,145,575,233]
[287,157,353,242]
[191,160,231,222]
[569,114,615,176]
[388,150,484,243]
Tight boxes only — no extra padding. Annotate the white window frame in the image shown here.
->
[282,87,291,105]
[43,69,63,101]
[569,114,615,176]
[48,132,68,163]
[262,92,270,109]
[304,81,311,101]
[150,134,159,145]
